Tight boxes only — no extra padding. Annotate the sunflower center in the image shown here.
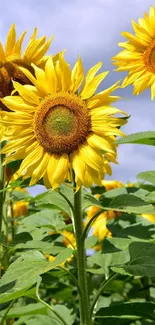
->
[43,106,77,137]
[144,41,155,73]
[34,93,91,155]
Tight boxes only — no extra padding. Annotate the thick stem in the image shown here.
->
[0,146,5,234]
[73,177,91,325]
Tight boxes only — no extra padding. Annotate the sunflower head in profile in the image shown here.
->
[0,24,53,108]
[1,54,127,189]
[112,6,155,99]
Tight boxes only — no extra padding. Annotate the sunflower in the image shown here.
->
[102,179,123,191]
[1,54,127,189]
[112,6,155,99]
[0,24,53,105]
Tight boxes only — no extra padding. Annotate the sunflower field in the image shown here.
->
[1,5,155,325]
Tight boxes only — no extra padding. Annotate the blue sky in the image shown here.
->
[1,0,155,194]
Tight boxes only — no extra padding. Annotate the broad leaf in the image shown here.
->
[19,210,66,231]
[112,242,155,277]
[32,188,73,215]
[83,193,155,214]
[0,248,72,303]
[137,171,155,185]
[117,131,155,146]
[96,302,155,320]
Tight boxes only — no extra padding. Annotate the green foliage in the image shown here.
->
[116,131,155,146]
[2,179,155,324]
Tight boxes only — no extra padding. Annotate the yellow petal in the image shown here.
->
[20,66,48,96]
[80,71,109,100]
[91,125,125,137]
[70,57,84,93]
[23,36,46,61]
[0,43,5,60]
[52,154,69,186]
[80,144,103,172]
[14,31,26,55]
[71,151,86,183]
[85,61,103,83]
[59,54,71,91]
[1,136,34,154]
[90,106,127,116]
[12,81,39,105]
[18,144,44,175]
[87,133,116,154]
[5,24,16,56]
[45,57,57,93]
[30,152,50,185]
[83,165,102,187]
[103,160,112,176]
[31,37,53,64]
[1,96,35,112]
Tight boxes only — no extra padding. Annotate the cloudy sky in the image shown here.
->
[1,0,155,194]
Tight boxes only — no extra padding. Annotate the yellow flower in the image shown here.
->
[86,194,121,243]
[92,213,112,241]
[102,180,123,191]
[1,55,127,189]
[0,123,5,141]
[113,6,155,99]
[141,214,155,223]
[62,230,76,249]
[45,254,55,262]
[0,24,53,106]
[13,201,29,217]
[9,187,29,218]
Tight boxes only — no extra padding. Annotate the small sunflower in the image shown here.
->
[113,6,155,99]
[102,179,123,191]
[0,24,53,104]
[1,54,127,189]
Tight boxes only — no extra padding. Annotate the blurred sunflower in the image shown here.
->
[113,6,155,99]
[102,179,123,191]
[141,213,155,223]
[0,24,53,109]
[1,54,127,189]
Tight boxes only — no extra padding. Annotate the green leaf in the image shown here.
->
[0,248,73,303]
[19,209,66,231]
[13,315,60,325]
[112,242,155,277]
[88,250,129,277]
[11,189,31,201]
[85,236,98,249]
[4,303,47,318]
[116,131,155,146]
[96,302,155,320]
[11,240,66,255]
[48,305,76,325]
[32,188,73,215]
[83,193,155,214]
[124,242,155,277]
[137,171,155,185]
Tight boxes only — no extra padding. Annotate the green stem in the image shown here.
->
[73,176,91,325]
[59,265,82,296]
[0,300,15,325]
[90,273,118,317]
[36,279,69,325]
[82,211,102,240]
[0,145,5,234]
[10,199,15,241]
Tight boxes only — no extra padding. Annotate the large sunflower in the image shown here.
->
[1,55,127,189]
[0,24,53,102]
[112,6,155,99]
